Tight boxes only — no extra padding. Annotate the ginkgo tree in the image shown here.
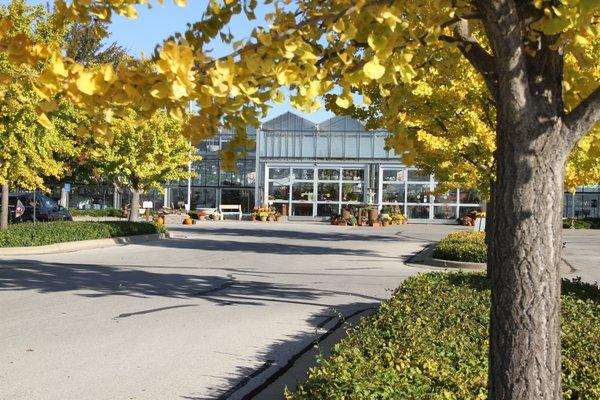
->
[97,109,197,222]
[0,0,599,398]
[0,0,74,229]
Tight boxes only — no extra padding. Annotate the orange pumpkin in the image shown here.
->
[183,217,193,225]
[155,216,164,225]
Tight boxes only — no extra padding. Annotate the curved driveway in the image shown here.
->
[0,222,443,400]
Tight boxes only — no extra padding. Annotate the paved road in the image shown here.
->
[0,222,596,400]
[0,222,447,400]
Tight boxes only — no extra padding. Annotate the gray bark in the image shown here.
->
[1,183,8,230]
[129,188,140,222]
[451,1,600,398]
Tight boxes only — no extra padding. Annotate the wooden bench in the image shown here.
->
[218,204,242,220]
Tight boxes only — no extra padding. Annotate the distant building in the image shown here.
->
[62,111,597,221]
[163,112,483,221]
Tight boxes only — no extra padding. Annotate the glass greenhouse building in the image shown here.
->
[164,112,484,221]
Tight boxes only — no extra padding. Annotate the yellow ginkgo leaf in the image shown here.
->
[363,58,386,80]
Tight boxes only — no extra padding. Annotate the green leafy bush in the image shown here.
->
[0,221,167,247]
[432,231,487,263]
[563,218,600,229]
[288,273,600,400]
[69,208,124,217]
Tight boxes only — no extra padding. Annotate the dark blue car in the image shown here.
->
[9,192,72,222]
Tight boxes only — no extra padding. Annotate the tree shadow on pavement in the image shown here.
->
[182,301,380,400]
[170,226,402,243]
[0,259,385,306]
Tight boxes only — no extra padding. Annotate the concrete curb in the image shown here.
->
[0,233,168,256]
[408,244,575,274]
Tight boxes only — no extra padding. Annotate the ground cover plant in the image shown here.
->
[69,208,123,218]
[432,231,487,263]
[288,273,600,400]
[0,221,166,247]
[563,218,600,229]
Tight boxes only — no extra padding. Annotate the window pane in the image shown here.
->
[317,203,339,217]
[359,135,372,158]
[459,189,481,204]
[268,182,289,201]
[191,188,216,209]
[292,182,314,201]
[317,182,339,201]
[382,183,405,203]
[342,169,364,181]
[342,183,363,202]
[407,205,430,219]
[406,184,431,203]
[318,169,340,180]
[269,168,289,180]
[433,205,456,220]
[382,169,405,182]
[293,168,314,180]
[434,190,458,204]
[407,169,430,182]
[292,203,313,216]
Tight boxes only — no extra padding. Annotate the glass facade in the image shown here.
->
[563,185,600,219]
[170,111,485,221]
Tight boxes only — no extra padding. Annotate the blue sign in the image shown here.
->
[64,183,71,193]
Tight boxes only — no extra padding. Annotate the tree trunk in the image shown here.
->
[488,122,566,399]
[129,188,141,222]
[1,183,8,230]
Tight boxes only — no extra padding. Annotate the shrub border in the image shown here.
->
[0,232,168,256]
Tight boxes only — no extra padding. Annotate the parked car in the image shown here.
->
[8,192,72,222]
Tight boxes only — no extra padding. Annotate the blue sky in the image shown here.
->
[1,0,336,122]
[105,1,335,123]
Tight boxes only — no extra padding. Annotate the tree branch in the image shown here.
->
[564,86,600,145]
[439,19,498,97]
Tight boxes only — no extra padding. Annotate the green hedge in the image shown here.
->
[432,231,487,263]
[0,221,167,247]
[563,218,600,229]
[288,273,600,400]
[69,208,124,217]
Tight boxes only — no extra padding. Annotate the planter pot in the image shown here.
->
[382,220,389,227]
[368,209,379,222]
[337,220,348,226]
[250,216,257,222]
[260,216,267,222]
[371,221,381,227]
[199,215,206,221]
[402,219,408,224]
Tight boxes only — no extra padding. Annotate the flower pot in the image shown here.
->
[370,221,381,227]
[250,216,256,221]
[260,216,267,222]
[368,209,379,222]
[382,220,389,227]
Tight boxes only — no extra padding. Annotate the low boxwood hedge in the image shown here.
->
[432,231,487,263]
[288,273,600,400]
[69,208,124,218]
[0,221,167,247]
[563,218,600,229]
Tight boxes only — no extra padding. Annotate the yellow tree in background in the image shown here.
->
[98,109,197,221]
[0,0,74,229]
